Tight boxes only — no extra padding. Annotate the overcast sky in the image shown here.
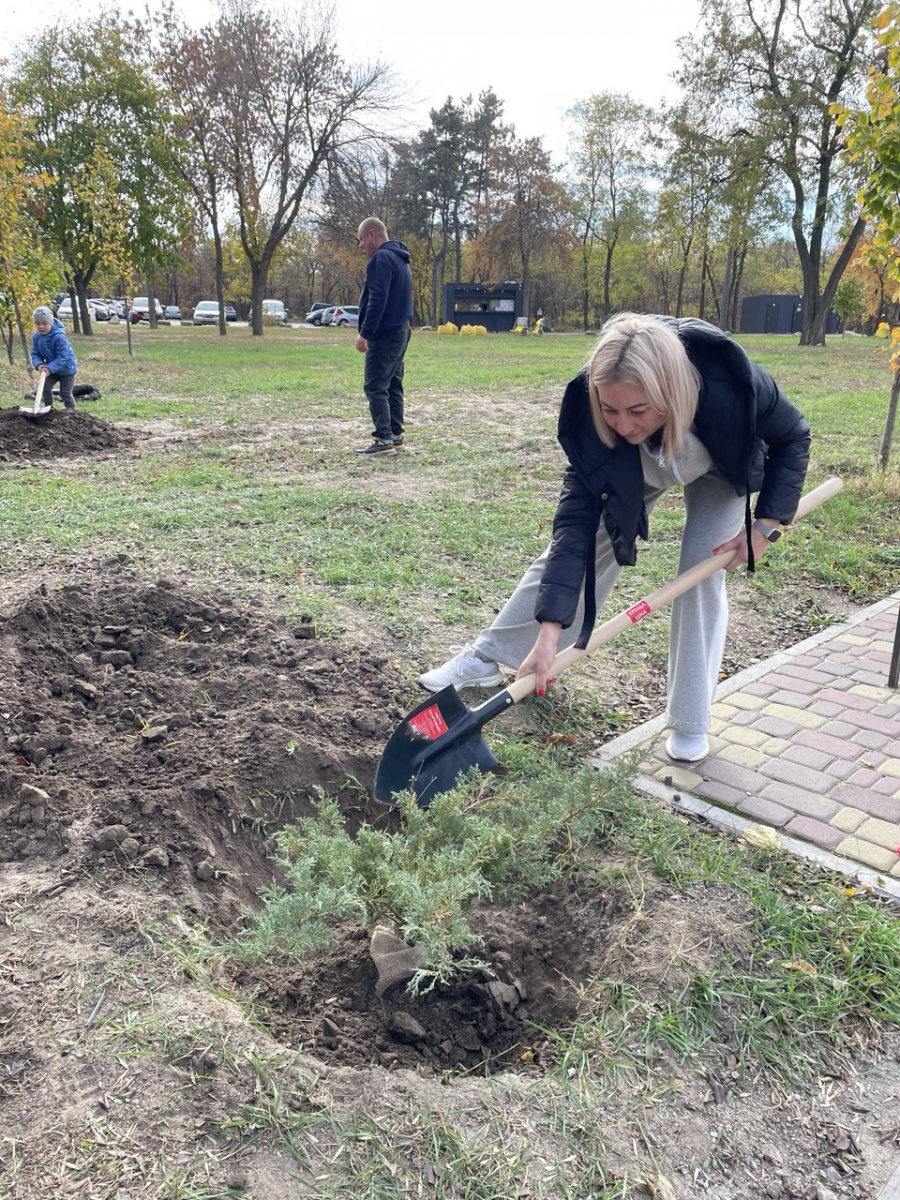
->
[1,0,701,159]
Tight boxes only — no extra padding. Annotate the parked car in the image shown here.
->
[164,305,182,321]
[192,301,221,326]
[333,305,359,328]
[248,299,288,324]
[224,305,238,322]
[56,298,110,322]
[130,297,164,323]
[305,302,332,325]
[319,306,338,326]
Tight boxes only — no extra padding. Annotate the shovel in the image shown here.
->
[376,476,844,807]
[19,371,51,417]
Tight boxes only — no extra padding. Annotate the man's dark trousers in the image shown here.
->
[364,326,410,441]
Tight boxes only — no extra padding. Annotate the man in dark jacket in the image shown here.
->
[355,218,413,455]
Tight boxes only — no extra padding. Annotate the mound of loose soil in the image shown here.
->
[0,570,405,923]
[0,406,134,459]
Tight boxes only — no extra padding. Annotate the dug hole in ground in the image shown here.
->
[1,410,899,1199]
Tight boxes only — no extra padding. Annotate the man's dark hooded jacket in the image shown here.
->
[534,317,810,634]
[358,240,413,339]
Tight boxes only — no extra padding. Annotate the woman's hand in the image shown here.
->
[516,622,562,696]
[712,523,781,571]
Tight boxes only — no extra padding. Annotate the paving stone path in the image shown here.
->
[596,593,900,890]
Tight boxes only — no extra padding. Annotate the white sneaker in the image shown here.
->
[419,645,504,691]
[665,731,710,763]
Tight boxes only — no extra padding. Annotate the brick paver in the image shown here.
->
[597,595,900,885]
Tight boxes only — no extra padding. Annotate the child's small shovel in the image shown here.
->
[20,371,51,417]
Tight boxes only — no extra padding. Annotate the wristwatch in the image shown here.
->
[752,519,783,543]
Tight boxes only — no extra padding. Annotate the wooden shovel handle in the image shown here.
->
[504,476,844,704]
[34,372,46,401]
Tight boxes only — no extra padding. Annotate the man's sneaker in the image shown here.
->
[419,645,504,691]
[356,438,396,455]
[665,731,709,762]
[392,434,404,447]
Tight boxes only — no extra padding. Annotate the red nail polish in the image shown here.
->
[537,689,545,697]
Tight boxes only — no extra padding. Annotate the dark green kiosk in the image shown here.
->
[442,282,523,332]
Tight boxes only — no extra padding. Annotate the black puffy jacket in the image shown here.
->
[534,318,811,635]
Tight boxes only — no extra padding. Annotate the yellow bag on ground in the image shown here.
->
[437,321,458,335]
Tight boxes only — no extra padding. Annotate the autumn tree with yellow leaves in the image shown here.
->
[836,2,900,466]
[0,89,56,368]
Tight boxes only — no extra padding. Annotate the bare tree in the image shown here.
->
[209,0,397,336]
[155,11,232,335]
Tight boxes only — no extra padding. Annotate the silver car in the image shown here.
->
[192,301,221,326]
[330,305,359,328]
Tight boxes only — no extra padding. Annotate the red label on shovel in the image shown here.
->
[409,705,449,741]
[626,600,652,623]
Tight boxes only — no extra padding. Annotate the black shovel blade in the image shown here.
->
[375,685,513,807]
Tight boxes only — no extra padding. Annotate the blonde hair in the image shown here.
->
[587,313,701,462]
[358,216,388,239]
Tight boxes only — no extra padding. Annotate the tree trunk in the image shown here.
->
[214,227,227,337]
[798,216,868,346]
[249,255,274,336]
[698,243,708,321]
[880,369,900,471]
[121,276,133,358]
[602,242,615,319]
[581,241,590,332]
[705,258,720,322]
[675,234,693,319]
[521,256,532,322]
[2,317,13,365]
[67,282,81,335]
[75,276,94,336]
[730,244,747,331]
[9,287,34,370]
[147,278,158,330]
[719,249,734,332]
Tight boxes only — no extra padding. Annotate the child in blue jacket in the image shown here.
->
[31,305,78,410]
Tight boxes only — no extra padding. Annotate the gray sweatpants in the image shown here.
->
[474,471,747,736]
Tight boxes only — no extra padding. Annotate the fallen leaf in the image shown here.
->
[740,825,782,851]
[634,1173,678,1199]
[782,959,817,975]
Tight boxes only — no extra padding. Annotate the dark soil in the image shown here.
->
[0,571,404,919]
[0,405,134,459]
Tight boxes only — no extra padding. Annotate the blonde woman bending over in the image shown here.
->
[420,314,810,763]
